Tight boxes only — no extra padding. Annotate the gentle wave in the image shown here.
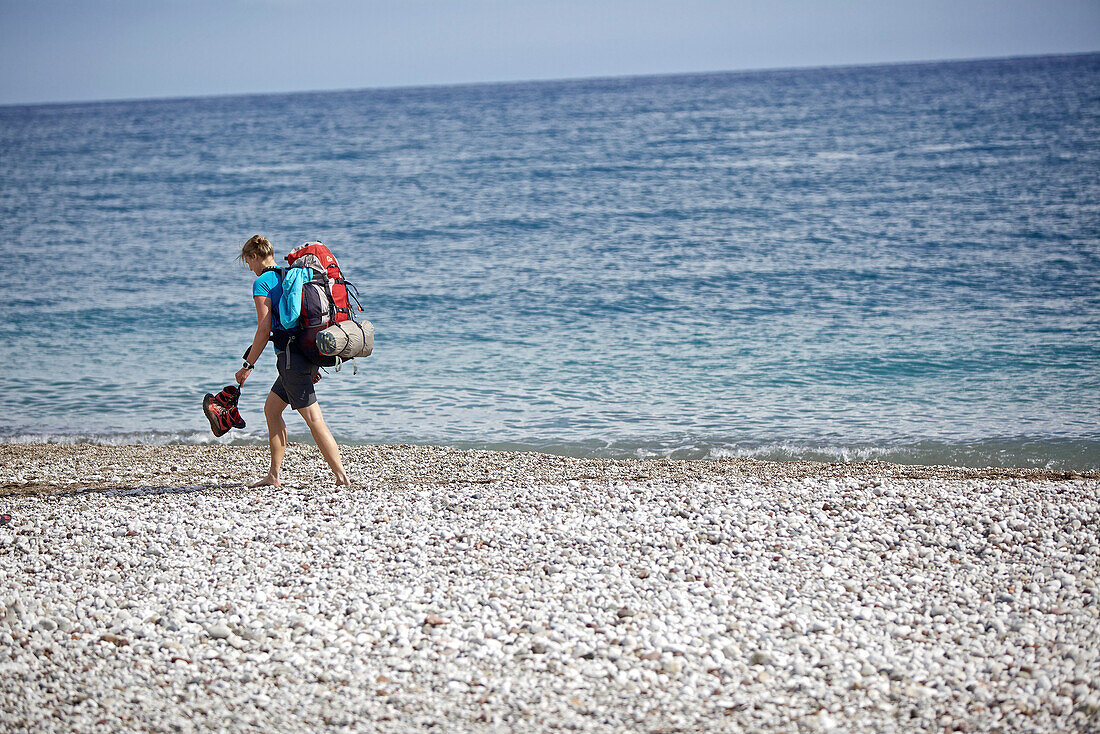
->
[526,437,1100,470]
[694,441,1099,471]
[4,431,1093,472]
[0,430,229,446]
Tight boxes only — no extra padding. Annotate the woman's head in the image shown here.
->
[239,234,276,274]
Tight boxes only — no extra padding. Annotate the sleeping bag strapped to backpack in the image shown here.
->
[273,241,371,367]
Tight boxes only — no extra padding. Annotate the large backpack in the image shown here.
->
[274,242,364,367]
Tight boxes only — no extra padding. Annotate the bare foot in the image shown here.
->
[334,474,351,488]
[249,473,281,488]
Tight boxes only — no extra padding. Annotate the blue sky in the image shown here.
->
[1,0,1097,105]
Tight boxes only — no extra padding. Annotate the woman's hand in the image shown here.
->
[235,367,252,385]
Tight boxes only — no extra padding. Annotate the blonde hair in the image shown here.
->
[238,234,274,263]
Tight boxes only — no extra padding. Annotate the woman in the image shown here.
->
[235,234,351,488]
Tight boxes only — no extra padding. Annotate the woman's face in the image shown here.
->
[245,253,264,276]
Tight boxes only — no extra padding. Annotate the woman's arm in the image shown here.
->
[236,296,273,385]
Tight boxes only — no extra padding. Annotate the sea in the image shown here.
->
[1,54,1098,470]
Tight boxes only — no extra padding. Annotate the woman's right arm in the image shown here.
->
[236,296,273,385]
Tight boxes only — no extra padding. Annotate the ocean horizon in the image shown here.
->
[1,53,1097,470]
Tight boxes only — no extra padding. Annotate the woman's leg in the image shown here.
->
[250,390,288,487]
[297,402,350,487]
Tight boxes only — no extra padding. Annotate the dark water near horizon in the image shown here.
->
[1,54,1098,469]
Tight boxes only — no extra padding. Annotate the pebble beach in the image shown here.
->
[1,443,1098,733]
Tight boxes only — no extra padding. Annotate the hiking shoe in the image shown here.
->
[212,384,241,409]
[203,393,231,437]
[227,405,246,430]
[204,385,246,436]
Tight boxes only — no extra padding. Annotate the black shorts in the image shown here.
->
[271,349,318,410]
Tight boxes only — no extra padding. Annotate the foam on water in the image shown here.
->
[2,429,1097,471]
[0,430,225,447]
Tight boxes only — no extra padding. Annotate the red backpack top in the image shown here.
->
[287,242,341,276]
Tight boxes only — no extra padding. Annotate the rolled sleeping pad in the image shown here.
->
[316,320,374,359]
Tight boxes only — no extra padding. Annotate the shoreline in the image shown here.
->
[2,443,1098,731]
[1,443,1095,498]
